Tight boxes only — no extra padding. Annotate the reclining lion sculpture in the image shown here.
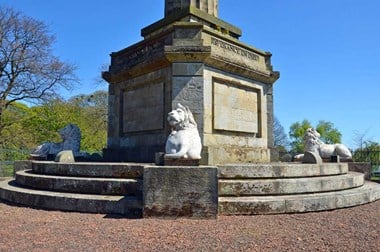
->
[165,103,202,159]
[30,123,82,159]
[303,128,352,160]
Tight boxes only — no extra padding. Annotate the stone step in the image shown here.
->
[218,181,380,215]
[217,163,348,179]
[219,172,364,196]
[16,161,145,178]
[15,170,142,196]
[0,179,142,216]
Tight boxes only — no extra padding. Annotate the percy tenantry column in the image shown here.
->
[103,0,279,164]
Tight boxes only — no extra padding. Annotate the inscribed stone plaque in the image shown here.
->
[123,82,164,133]
[210,37,268,74]
[213,81,259,133]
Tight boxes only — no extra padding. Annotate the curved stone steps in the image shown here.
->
[218,181,380,215]
[219,172,364,196]
[28,161,145,178]
[218,163,348,178]
[3,161,380,216]
[0,179,142,216]
[15,170,142,196]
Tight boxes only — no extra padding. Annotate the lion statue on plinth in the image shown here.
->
[30,123,82,159]
[304,128,352,160]
[165,103,202,159]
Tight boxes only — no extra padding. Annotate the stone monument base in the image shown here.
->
[1,161,380,217]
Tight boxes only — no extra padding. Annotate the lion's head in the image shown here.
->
[59,124,81,152]
[167,103,197,130]
[303,128,323,153]
[304,128,320,141]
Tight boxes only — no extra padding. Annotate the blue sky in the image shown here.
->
[1,0,379,148]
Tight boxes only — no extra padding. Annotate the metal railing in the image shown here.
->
[353,150,380,164]
[353,150,380,174]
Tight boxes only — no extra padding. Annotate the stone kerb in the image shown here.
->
[15,170,142,196]
[30,161,145,179]
[217,163,349,178]
[143,166,218,219]
[219,173,364,196]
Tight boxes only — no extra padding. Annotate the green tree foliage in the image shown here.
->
[289,119,312,153]
[315,120,342,144]
[68,91,108,152]
[289,119,342,153]
[1,90,108,159]
[25,91,108,152]
[0,7,76,145]
[353,140,380,165]
[23,98,73,144]
[1,102,35,149]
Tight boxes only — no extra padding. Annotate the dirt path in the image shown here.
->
[0,199,379,251]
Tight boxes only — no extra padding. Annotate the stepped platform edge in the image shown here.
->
[14,160,352,178]
[0,160,378,217]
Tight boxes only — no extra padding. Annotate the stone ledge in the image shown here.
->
[141,7,242,38]
[15,170,142,196]
[163,158,200,166]
[348,162,372,180]
[219,172,364,196]
[217,163,348,178]
[219,181,380,215]
[31,161,145,178]
[0,179,142,216]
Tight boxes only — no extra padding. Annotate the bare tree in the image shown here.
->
[352,130,371,150]
[274,117,290,151]
[0,7,77,143]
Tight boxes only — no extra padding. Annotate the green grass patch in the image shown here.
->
[0,164,14,177]
[371,176,380,184]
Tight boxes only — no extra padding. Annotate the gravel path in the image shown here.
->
[0,199,379,251]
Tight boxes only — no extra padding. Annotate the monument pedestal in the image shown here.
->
[143,166,218,219]
[103,2,279,165]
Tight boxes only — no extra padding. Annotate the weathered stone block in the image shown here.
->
[143,166,218,218]
[164,158,200,166]
[13,160,33,177]
[213,81,259,133]
[122,82,164,133]
[172,76,204,113]
[172,62,203,76]
[302,151,322,164]
[348,162,372,180]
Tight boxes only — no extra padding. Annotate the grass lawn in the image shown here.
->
[0,164,14,177]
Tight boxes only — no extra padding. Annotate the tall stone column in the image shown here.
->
[165,0,218,17]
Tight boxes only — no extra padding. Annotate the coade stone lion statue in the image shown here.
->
[165,103,202,159]
[30,123,82,159]
[304,128,352,160]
